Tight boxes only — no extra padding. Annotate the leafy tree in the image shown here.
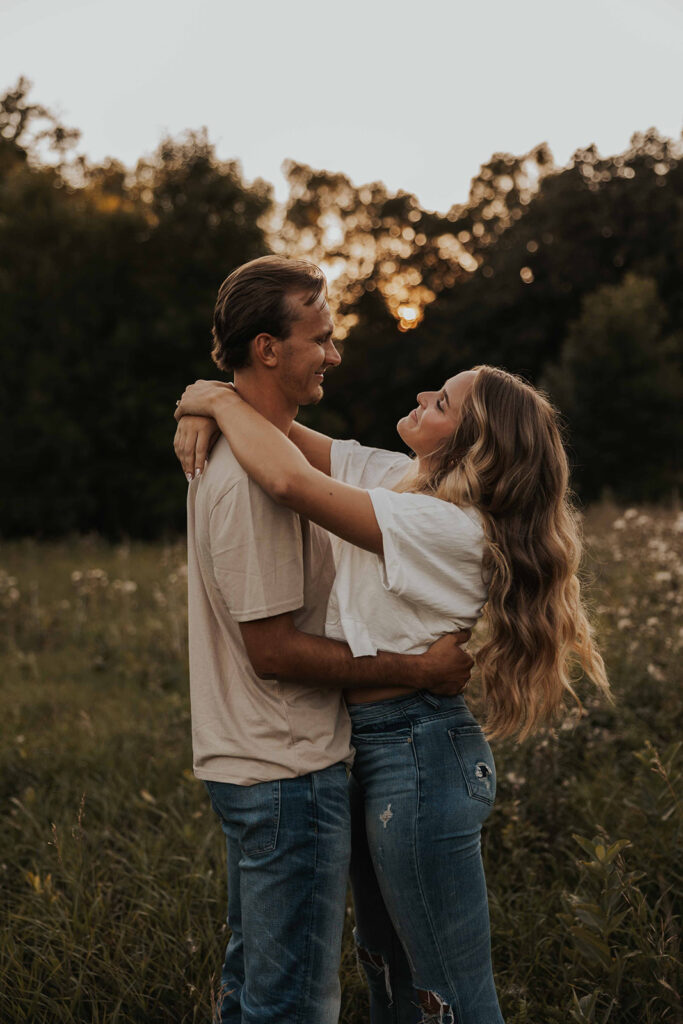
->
[415,129,683,383]
[1,76,681,534]
[280,144,553,336]
[117,130,272,535]
[0,75,80,167]
[0,82,272,536]
[543,274,682,501]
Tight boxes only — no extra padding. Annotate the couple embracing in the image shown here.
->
[173,255,609,1024]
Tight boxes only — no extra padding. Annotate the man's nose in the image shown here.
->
[324,340,342,366]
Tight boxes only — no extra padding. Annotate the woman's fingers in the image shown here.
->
[196,424,222,476]
[173,416,219,480]
[174,419,196,480]
[194,422,216,477]
[176,379,234,420]
[175,380,236,422]
[173,384,232,479]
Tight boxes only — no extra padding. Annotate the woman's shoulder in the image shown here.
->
[331,439,412,488]
[371,488,486,542]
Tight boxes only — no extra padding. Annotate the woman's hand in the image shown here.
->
[174,379,238,422]
[174,415,222,481]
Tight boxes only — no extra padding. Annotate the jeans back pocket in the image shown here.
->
[448,725,496,805]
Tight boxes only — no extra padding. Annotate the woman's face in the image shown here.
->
[397,371,478,459]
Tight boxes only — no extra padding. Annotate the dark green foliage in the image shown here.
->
[317,132,683,487]
[543,274,682,500]
[0,78,681,535]
[0,81,270,537]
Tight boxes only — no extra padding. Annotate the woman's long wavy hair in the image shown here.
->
[396,365,610,741]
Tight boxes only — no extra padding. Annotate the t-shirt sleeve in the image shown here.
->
[368,489,486,614]
[330,438,412,488]
[208,478,304,622]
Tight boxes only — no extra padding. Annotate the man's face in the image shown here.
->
[277,292,341,406]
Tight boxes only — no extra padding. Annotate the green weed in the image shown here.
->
[0,506,681,1022]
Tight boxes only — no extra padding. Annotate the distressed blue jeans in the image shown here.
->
[205,762,351,1024]
[348,692,505,1024]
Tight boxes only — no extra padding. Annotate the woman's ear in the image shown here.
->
[252,332,280,368]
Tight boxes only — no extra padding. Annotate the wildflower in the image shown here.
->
[505,772,526,786]
[112,579,138,594]
[86,569,109,586]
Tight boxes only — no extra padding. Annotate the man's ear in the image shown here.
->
[252,332,281,368]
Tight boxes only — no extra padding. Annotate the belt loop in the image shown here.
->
[419,690,440,709]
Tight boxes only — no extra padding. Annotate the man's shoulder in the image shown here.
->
[205,436,243,484]
[199,438,296,522]
[190,437,244,514]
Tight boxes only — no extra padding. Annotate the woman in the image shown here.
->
[174,366,610,1023]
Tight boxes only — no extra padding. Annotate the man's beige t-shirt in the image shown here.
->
[186,436,353,785]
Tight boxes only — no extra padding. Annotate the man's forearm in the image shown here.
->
[259,630,424,690]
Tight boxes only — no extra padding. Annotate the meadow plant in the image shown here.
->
[0,508,681,1022]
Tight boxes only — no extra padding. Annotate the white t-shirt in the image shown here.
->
[326,440,489,657]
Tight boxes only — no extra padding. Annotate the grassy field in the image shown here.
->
[0,505,681,1023]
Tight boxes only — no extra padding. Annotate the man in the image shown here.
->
[173,256,472,1023]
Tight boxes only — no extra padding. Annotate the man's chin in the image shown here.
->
[300,384,324,407]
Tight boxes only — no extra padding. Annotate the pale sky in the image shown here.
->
[2,0,682,212]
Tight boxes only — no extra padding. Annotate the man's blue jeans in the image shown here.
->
[205,762,350,1024]
[348,692,505,1024]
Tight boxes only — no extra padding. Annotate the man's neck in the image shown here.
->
[232,371,297,435]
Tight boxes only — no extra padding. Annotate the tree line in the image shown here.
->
[0,78,680,537]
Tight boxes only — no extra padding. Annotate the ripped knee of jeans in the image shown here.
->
[354,933,393,1005]
[417,988,455,1024]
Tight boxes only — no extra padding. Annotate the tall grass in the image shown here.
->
[1,507,681,1022]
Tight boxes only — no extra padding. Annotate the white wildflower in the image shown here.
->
[505,772,526,786]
